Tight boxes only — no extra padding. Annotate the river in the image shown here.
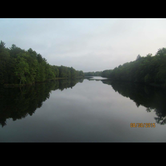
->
[0,77,166,142]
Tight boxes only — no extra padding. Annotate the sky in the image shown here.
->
[0,18,166,72]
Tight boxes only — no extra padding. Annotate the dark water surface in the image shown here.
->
[1,77,166,142]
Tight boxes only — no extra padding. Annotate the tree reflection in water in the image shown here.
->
[102,79,166,125]
[1,78,166,127]
[0,79,83,127]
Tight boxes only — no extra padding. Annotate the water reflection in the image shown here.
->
[0,79,83,127]
[102,79,166,125]
[1,77,166,129]
[85,76,107,81]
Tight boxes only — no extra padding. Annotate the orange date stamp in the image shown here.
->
[130,123,156,128]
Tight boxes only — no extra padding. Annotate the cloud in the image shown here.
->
[1,18,166,72]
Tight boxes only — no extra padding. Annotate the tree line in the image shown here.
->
[101,47,166,87]
[84,71,102,76]
[0,41,84,85]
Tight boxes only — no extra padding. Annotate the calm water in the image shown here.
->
[1,77,166,142]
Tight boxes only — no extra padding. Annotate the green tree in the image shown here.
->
[52,65,59,77]
[0,41,10,84]
[102,47,166,87]
[0,40,84,86]
[136,54,141,60]
[144,74,151,83]
[14,55,30,84]
[36,63,45,82]
[70,67,76,78]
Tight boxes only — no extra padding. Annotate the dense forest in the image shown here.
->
[1,40,166,87]
[101,48,166,87]
[84,71,102,76]
[0,41,84,85]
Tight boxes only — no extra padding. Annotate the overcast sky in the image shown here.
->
[0,18,166,72]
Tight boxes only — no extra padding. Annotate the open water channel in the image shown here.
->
[0,76,166,142]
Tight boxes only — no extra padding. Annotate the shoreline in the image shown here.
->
[3,77,84,88]
[101,78,166,89]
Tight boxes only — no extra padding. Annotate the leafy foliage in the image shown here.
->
[84,71,102,76]
[101,48,166,86]
[0,41,84,85]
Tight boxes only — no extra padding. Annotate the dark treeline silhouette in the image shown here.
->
[84,71,102,76]
[102,79,166,125]
[0,41,84,86]
[0,78,83,127]
[101,48,166,87]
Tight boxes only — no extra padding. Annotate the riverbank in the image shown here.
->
[3,76,84,88]
[102,78,166,89]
